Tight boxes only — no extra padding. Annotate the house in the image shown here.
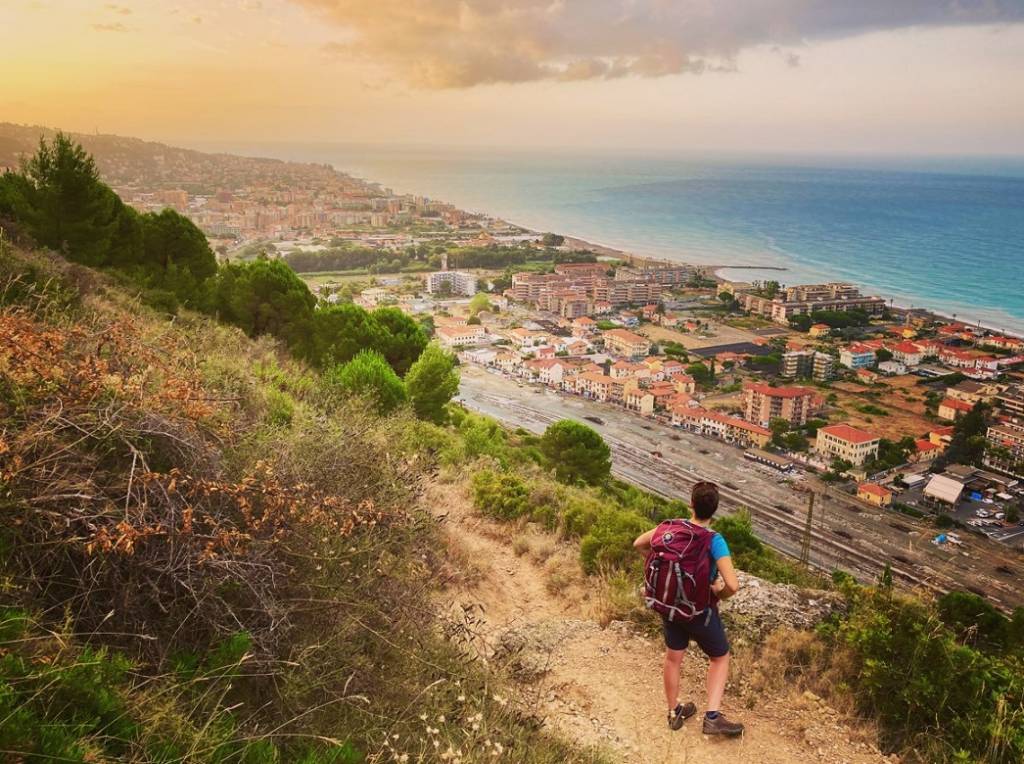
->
[641,304,660,321]
[602,328,652,359]
[609,360,648,380]
[524,359,580,387]
[858,483,893,507]
[946,380,1000,405]
[571,316,598,337]
[577,371,619,402]
[354,287,393,309]
[840,343,877,370]
[563,339,591,357]
[938,397,974,421]
[493,351,522,373]
[815,423,880,466]
[623,381,655,416]
[939,348,979,369]
[808,323,832,338]
[647,381,680,409]
[984,335,1024,352]
[461,348,497,366]
[928,425,956,449]
[667,371,697,393]
[856,368,880,384]
[890,341,923,367]
[436,325,487,349]
[660,313,684,328]
[877,360,907,376]
[508,327,548,348]
[743,383,820,427]
[911,439,942,463]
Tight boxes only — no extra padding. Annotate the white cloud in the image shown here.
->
[299,0,1024,88]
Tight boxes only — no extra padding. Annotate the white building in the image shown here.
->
[426,271,477,296]
[877,360,907,376]
[436,325,487,348]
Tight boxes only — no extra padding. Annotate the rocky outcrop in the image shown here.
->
[719,572,845,642]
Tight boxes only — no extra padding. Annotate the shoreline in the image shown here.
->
[326,162,1024,341]
[553,230,1024,340]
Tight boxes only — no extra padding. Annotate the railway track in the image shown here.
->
[468,390,955,598]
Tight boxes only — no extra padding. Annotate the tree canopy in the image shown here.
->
[405,344,460,423]
[540,420,611,486]
[371,306,428,377]
[206,258,316,348]
[326,349,407,415]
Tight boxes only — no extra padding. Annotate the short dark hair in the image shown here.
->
[691,481,719,520]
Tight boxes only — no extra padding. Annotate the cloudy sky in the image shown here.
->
[3,0,1024,154]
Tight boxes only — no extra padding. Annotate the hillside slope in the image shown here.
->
[426,480,892,764]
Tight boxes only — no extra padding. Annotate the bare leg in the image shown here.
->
[706,652,730,712]
[663,648,686,711]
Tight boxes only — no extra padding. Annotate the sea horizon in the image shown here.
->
[188,141,1024,336]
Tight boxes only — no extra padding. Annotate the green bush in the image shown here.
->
[579,509,650,574]
[265,387,296,426]
[472,469,530,520]
[818,583,1024,762]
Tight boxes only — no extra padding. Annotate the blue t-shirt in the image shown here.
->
[709,532,731,582]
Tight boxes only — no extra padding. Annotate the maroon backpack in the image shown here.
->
[643,519,716,622]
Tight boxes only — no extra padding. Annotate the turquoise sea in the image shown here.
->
[210,143,1024,335]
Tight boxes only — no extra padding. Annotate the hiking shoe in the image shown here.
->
[668,702,697,730]
[702,713,744,737]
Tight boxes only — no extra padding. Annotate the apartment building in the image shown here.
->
[739,282,886,325]
[815,423,880,466]
[984,421,1024,479]
[426,270,477,296]
[672,408,772,449]
[781,350,834,381]
[743,383,819,427]
[577,371,622,403]
[995,385,1024,419]
[602,328,652,359]
[614,265,692,285]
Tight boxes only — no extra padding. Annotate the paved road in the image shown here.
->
[459,366,1024,611]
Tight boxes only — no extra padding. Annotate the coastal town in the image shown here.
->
[7,123,1022,557]
[353,259,1024,553]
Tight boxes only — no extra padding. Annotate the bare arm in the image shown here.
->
[633,528,655,553]
[712,555,740,600]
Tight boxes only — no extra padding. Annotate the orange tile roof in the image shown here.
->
[819,423,878,444]
[858,483,892,498]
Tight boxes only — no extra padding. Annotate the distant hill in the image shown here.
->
[0,122,352,195]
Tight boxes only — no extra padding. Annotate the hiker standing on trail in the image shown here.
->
[633,481,744,737]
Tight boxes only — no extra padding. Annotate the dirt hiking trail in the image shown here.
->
[428,481,894,764]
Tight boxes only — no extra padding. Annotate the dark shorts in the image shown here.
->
[661,608,730,658]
